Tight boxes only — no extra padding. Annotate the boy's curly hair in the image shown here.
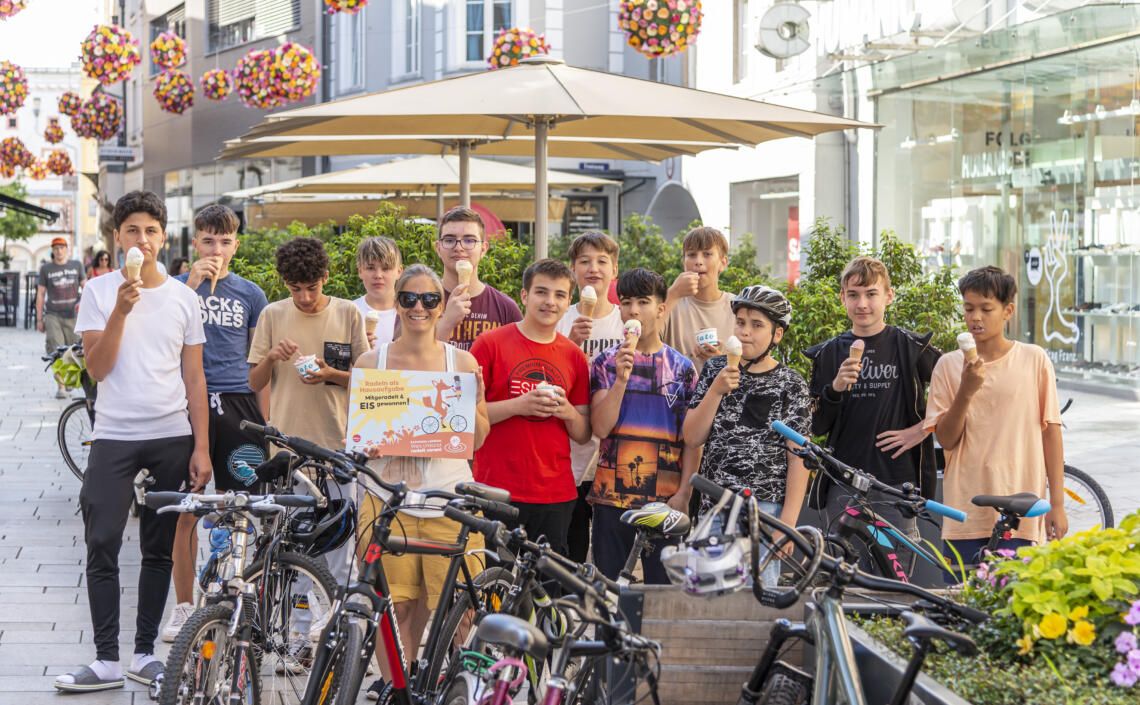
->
[275,237,329,284]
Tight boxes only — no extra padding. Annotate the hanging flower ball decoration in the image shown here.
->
[0,136,32,168]
[200,68,233,101]
[58,91,83,116]
[323,0,366,14]
[154,69,194,114]
[0,162,15,179]
[618,0,702,59]
[270,43,321,102]
[0,0,27,20]
[47,149,73,176]
[71,94,123,140]
[0,61,28,116]
[486,27,550,69]
[80,24,141,85]
[26,157,47,180]
[234,49,282,109]
[149,30,186,70]
[44,117,64,144]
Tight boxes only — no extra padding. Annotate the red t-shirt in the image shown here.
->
[471,323,589,503]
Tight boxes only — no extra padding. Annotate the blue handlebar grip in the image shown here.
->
[771,420,809,447]
[925,500,968,523]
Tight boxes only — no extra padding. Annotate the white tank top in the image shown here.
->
[364,342,474,518]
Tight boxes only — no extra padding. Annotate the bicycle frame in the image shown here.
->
[832,504,944,583]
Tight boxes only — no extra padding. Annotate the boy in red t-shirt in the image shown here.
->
[471,259,591,556]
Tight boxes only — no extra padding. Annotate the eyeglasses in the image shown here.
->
[396,291,443,310]
[437,237,482,250]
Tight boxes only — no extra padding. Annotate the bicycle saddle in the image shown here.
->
[475,613,549,660]
[901,611,977,656]
[971,492,1050,518]
[620,502,691,538]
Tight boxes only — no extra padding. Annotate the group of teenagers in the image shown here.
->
[54,188,1069,697]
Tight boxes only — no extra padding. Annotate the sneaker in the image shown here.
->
[161,602,194,643]
[366,679,388,701]
[275,636,312,675]
[55,389,67,399]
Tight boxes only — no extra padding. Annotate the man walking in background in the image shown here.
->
[38,237,86,398]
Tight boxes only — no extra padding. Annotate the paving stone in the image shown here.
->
[0,629,82,644]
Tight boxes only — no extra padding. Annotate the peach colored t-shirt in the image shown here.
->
[924,341,1061,543]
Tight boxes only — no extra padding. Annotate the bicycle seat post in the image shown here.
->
[890,638,931,705]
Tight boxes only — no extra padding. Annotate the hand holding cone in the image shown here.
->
[843,339,865,391]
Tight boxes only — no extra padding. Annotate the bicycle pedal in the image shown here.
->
[147,673,163,701]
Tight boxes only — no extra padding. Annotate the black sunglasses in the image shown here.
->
[397,291,443,310]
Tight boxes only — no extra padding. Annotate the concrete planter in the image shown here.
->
[846,620,974,705]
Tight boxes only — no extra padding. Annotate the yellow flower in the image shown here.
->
[1068,605,1089,621]
[1016,634,1033,655]
[1067,620,1096,646]
[1038,613,1067,640]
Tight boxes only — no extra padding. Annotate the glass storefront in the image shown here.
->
[873,4,1140,389]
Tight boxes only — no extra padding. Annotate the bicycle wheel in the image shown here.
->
[759,673,808,705]
[1061,464,1114,532]
[332,619,367,705]
[244,550,337,700]
[424,566,516,696]
[57,400,92,481]
[306,611,356,705]
[438,672,474,705]
[160,602,262,705]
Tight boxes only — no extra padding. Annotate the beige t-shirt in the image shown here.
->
[661,291,735,374]
[923,342,1061,543]
[248,297,369,450]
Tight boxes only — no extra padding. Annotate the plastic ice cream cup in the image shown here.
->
[294,354,320,377]
[695,327,719,348]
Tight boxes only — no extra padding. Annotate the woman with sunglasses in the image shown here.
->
[88,250,113,279]
[352,263,490,700]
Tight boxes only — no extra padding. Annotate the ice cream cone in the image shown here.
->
[725,335,743,368]
[209,274,219,295]
[957,332,978,362]
[456,260,473,287]
[124,247,143,281]
[624,318,642,347]
[844,339,865,391]
[365,310,380,336]
[579,285,598,318]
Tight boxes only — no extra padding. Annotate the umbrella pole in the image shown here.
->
[534,119,548,261]
[459,141,471,207]
[436,184,444,223]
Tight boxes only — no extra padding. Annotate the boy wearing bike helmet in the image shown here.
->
[804,257,941,556]
[682,285,811,586]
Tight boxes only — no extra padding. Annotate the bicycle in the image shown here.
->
[134,471,336,705]
[686,468,987,705]
[42,341,95,481]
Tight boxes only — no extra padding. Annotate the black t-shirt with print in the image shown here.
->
[813,326,940,488]
[689,356,811,506]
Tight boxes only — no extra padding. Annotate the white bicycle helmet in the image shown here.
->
[661,489,751,597]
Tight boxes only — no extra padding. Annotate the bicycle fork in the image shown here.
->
[736,618,811,705]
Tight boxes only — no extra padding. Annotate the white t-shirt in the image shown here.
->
[353,295,398,349]
[75,271,206,441]
[555,303,625,484]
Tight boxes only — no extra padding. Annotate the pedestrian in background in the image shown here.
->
[37,236,86,398]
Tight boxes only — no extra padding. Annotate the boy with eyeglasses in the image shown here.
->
[434,206,522,351]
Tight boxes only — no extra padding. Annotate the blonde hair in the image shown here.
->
[357,236,402,270]
[681,226,728,258]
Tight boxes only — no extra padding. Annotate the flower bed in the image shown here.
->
[856,510,1140,704]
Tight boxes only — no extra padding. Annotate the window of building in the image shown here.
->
[150,5,186,76]
[331,9,365,94]
[207,0,300,53]
[405,0,421,75]
[465,0,511,63]
[6,116,16,129]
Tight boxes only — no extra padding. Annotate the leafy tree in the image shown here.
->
[0,181,41,266]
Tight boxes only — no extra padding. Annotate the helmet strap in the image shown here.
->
[740,328,779,369]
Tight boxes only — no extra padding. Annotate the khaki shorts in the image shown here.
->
[357,493,486,609]
[44,313,79,354]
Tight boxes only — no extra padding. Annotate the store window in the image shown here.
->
[465,0,511,63]
[874,7,1140,388]
[150,5,186,76]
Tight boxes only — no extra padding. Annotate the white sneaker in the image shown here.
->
[274,635,312,675]
[161,602,194,643]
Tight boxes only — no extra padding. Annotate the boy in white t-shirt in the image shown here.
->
[555,231,624,562]
[55,191,210,693]
[353,236,402,349]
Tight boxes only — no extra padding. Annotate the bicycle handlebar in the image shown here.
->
[689,474,988,624]
[770,421,966,522]
[238,420,396,493]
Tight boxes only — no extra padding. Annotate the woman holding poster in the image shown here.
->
[351,264,489,699]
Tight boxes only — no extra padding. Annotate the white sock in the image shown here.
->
[57,659,121,683]
[131,653,159,672]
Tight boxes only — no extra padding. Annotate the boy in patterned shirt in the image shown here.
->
[682,285,810,585]
[587,268,697,583]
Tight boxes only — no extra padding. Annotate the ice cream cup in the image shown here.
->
[696,327,719,348]
[294,354,320,377]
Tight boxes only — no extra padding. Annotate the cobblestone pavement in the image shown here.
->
[1,324,1137,702]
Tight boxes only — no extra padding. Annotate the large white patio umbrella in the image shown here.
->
[228,56,877,259]
[225,154,617,220]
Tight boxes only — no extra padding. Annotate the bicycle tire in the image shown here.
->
[57,400,91,481]
[758,673,808,705]
[1062,464,1114,531]
[438,673,473,705]
[244,550,337,699]
[332,619,368,705]
[307,611,355,705]
[425,566,516,695]
[160,602,262,705]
